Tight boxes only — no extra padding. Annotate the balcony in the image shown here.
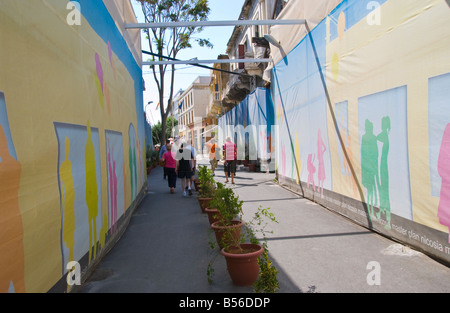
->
[206,90,222,119]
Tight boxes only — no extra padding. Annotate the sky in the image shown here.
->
[130,0,246,125]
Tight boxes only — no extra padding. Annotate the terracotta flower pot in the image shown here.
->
[221,243,264,286]
[197,197,211,213]
[211,220,244,249]
[205,208,222,225]
[194,180,201,191]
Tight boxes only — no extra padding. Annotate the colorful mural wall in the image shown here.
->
[218,88,276,171]
[271,0,450,264]
[0,0,146,292]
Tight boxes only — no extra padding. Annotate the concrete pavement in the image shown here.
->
[79,159,450,293]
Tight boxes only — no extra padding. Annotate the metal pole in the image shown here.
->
[125,19,305,29]
[143,58,272,66]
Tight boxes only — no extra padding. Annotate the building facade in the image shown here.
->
[176,76,212,154]
[221,0,285,111]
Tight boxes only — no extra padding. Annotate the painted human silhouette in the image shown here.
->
[377,116,391,229]
[307,153,316,191]
[338,117,350,176]
[438,123,450,242]
[346,130,358,198]
[60,137,76,265]
[295,133,301,185]
[339,116,358,197]
[95,53,104,109]
[0,125,25,292]
[317,129,326,196]
[128,131,137,198]
[107,140,118,234]
[361,119,379,220]
[85,121,98,263]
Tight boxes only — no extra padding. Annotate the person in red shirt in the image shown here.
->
[223,136,237,184]
[161,144,177,193]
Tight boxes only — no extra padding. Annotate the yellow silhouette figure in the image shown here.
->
[339,116,358,198]
[85,121,98,263]
[60,137,76,265]
[0,125,25,292]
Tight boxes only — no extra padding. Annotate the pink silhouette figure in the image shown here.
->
[438,123,450,242]
[317,129,326,196]
[307,153,316,191]
[107,141,118,234]
[95,53,103,93]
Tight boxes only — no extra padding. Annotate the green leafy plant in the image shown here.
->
[207,203,279,293]
[209,182,243,226]
[246,207,279,293]
[197,165,216,198]
[138,0,212,145]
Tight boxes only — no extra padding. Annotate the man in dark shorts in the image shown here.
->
[223,136,237,184]
[175,143,195,197]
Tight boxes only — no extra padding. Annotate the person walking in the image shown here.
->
[186,139,197,191]
[176,142,195,197]
[159,139,170,180]
[223,136,237,184]
[207,138,218,176]
[160,143,177,194]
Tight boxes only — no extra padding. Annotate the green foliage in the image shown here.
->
[210,182,243,226]
[206,204,280,293]
[137,0,212,145]
[197,165,216,198]
[146,149,159,168]
[246,206,279,293]
[151,117,178,144]
[254,249,279,293]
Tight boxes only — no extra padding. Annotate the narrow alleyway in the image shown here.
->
[79,159,450,293]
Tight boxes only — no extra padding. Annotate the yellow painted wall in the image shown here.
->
[0,0,145,292]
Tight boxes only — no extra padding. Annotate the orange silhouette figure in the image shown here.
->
[0,125,25,292]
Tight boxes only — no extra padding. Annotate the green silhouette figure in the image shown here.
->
[85,121,98,263]
[376,116,391,229]
[361,119,379,220]
[60,137,75,265]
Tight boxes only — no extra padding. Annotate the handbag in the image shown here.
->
[159,159,166,167]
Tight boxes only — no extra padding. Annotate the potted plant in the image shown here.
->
[197,166,216,213]
[207,205,279,290]
[243,154,249,167]
[193,177,201,191]
[210,182,244,249]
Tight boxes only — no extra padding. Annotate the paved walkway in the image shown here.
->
[79,159,450,293]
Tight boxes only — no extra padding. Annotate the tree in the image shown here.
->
[137,0,212,145]
[151,116,178,145]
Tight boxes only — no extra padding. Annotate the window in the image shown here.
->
[254,25,259,38]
